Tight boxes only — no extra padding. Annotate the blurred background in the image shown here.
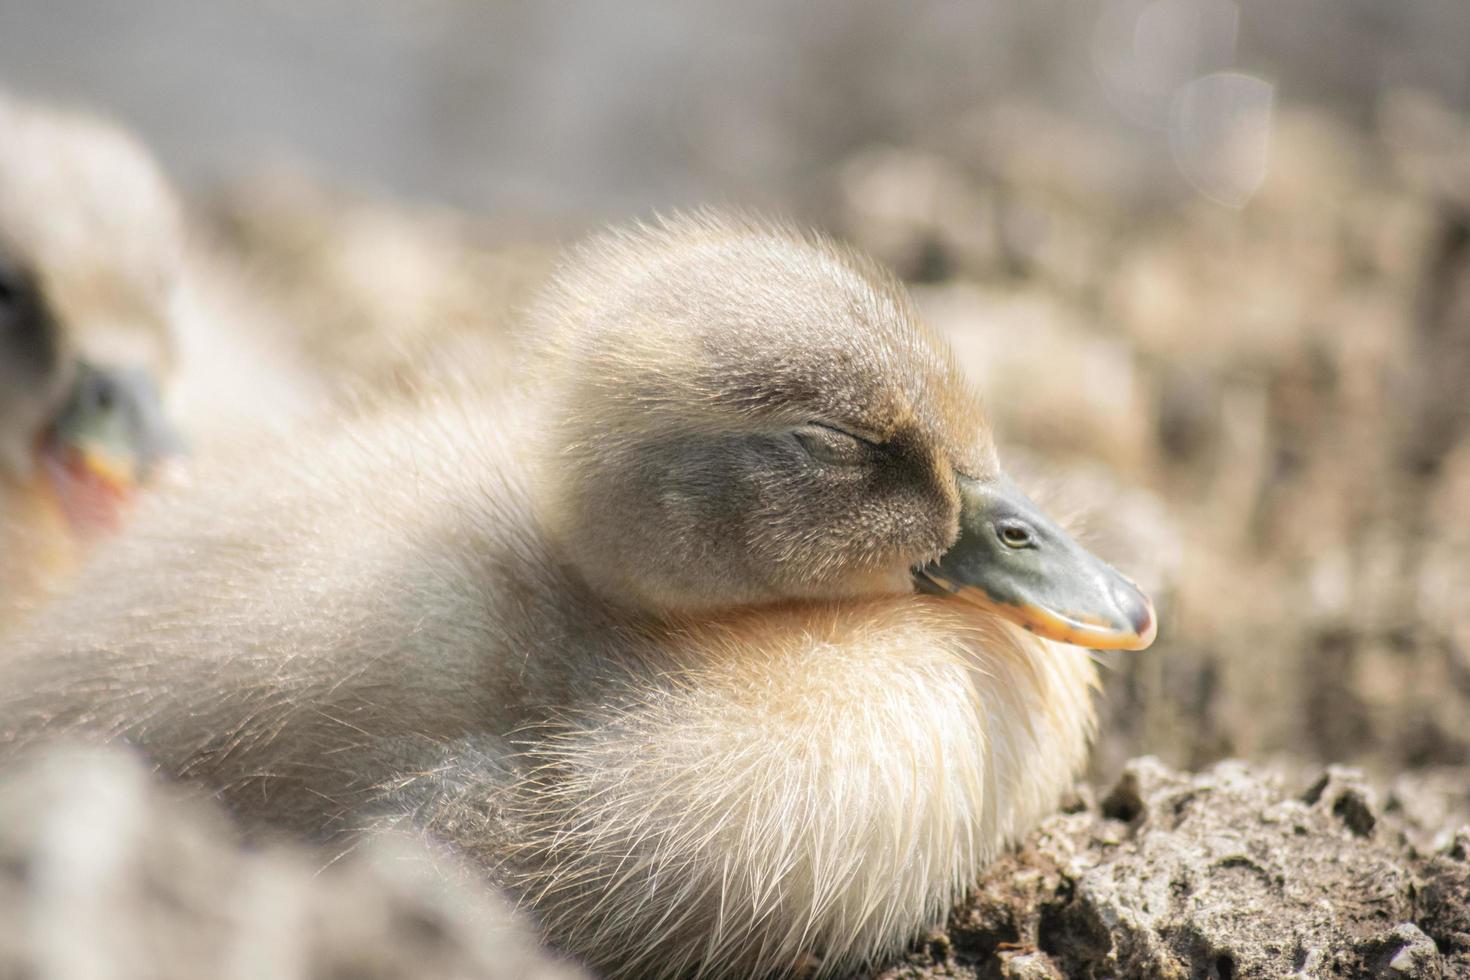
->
[4,0,1468,222]
[4,0,1469,805]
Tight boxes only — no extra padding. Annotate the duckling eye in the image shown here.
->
[792,424,872,467]
[0,265,22,318]
[0,262,42,347]
[996,520,1036,549]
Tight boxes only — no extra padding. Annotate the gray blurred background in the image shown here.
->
[4,0,1467,224]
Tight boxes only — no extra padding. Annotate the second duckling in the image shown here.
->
[0,91,184,612]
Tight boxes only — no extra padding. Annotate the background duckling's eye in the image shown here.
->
[996,519,1037,549]
[0,264,23,319]
[792,423,872,466]
[0,261,43,350]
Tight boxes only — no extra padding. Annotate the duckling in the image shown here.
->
[0,213,1156,978]
[0,92,184,610]
[0,91,327,618]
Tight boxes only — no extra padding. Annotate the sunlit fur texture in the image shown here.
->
[0,92,181,608]
[0,213,1100,978]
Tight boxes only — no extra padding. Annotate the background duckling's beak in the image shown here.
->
[916,474,1157,651]
[39,362,182,533]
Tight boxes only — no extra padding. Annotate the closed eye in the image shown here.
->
[792,423,876,466]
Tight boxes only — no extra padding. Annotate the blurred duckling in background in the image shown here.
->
[0,90,326,618]
[0,92,184,609]
[0,214,1156,978]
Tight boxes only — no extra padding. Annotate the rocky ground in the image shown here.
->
[862,760,1470,979]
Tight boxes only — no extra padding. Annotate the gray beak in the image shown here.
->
[916,474,1157,651]
[45,360,183,488]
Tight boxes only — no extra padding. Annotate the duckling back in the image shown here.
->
[0,392,557,828]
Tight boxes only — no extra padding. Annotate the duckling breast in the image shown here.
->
[491,597,1097,979]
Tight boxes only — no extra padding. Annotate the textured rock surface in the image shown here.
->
[862,759,1470,980]
[0,746,585,980]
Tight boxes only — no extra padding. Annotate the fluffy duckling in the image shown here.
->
[0,92,183,609]
[0,214,1156,978]
[0,91,326,618]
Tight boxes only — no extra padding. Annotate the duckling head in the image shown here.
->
[532,212,1156,649]
[0,93,183,539]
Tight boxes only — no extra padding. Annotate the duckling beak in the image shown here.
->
[38,362,182,533]
[916,474,1157,651]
